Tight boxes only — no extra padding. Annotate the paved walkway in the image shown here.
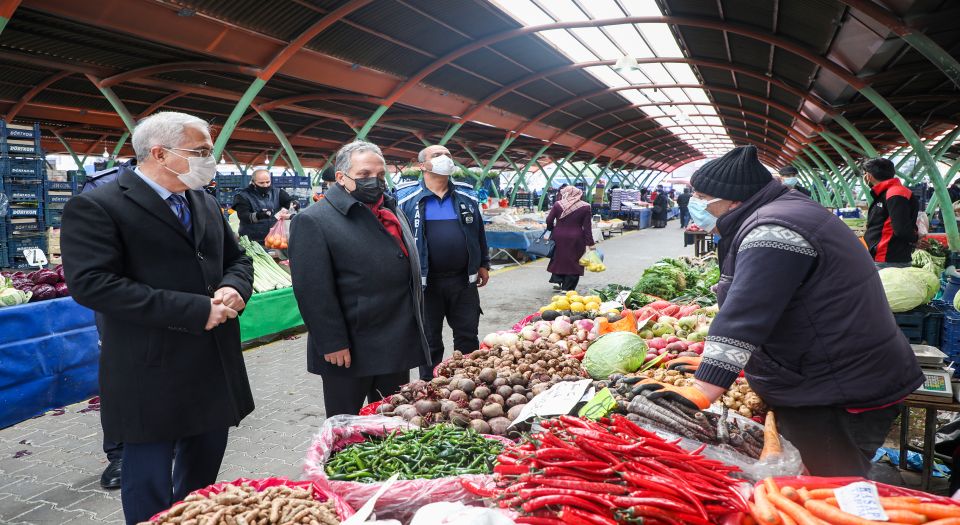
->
[0,223,695,524]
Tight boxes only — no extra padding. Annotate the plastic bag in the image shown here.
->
[578,249,606,272]
[769,476,960,505]
[639,408,804,482]
[265,217,288,249]
[149,477,354,522]
[410,502,516,525]
[304,414,498,522]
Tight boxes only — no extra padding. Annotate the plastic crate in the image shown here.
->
[216,174,250,188]
[0,157,44,181]
[1,138,42,156]
[942,309,960,361]
[272,176,310,188]
[6,232,46,251]
[44,208,63,227]
[3,181,43,203]
[0,243,7,269]
[894,304,944,346]
[6,203,42,219]
[1,121,40,141]
[45,180,77,192]
[5,219,45,233]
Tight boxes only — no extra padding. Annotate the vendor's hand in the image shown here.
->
[205,298,239,331]
[666,356,701,374]
[256,209,272,220]
[917,237,931,251]
[477,267,490,288]
[325,348,351,368]
[635,381,712,410]
[214,286,245,311]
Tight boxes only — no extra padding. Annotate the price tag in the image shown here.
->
[22,248,48,268]
[835,482,888,521]
[579,387,618,420]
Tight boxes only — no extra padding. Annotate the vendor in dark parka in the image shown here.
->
[641,145,923,477]
[288,141,429,417]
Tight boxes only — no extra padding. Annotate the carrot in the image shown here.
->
[760,411,782,460]
[924,518,960,525]
[882,498,926,505]
[744,506,759,525]
[809,489,836,500]
[884,509,929,525]
[825,498,839,507]
[753,485,783,525]
[881,502,960,520]
[804,499,874,525]
[782,487,802,503]
[767,488,825,525]
[764,478,782,496]
[797,488,812,504]
[779,509,798,525]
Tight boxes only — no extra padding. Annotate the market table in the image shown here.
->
[684,230,714,257]
[485,229,545,265]
[0,297,99,429]
[239,287,304,342]
[899,394,960,491]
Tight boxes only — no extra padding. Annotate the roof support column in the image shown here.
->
[356,105,389,141]
[821,130,868,157]
[482,135,517,177]
[439,123,464,146]
[794,160,834,207]
[86,76,137,133]
[509,143,550,205]
[256,108,304,177]
[820,132,872,204]
[223,150,247,176]
[267,148,284,170]
[832,115,879,158]
[105,131,130,169]
[538,152,576,208]
[858,87,959,249]
[50,129,83,169]
[809,143,856,206]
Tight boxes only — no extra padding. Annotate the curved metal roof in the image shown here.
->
[0,0,957,172]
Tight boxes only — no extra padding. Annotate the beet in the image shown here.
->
[54,282,69,297]
[506,393,527,408]
[473,386,491,399]
[469,419,491,434]
[448,390,468,403]
[488,417,512,435]
[507,404,526,421]
[468,398,484,412]
[481,403,503,419]
[486,394,505,407]
[478,368,497,384]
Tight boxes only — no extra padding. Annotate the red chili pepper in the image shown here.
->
[536,460,609,470]
[494,463,531,476]
[607,495,700,516]
[522,495,608,516]
[539,467,611,482]
[498,495,523,509]
[565,427,629,444]
[560,506,618,525]
[519,488,614,507]
[619,504,682,525]
[619,471,684,498]
[497,454,521,465]
[515,517,564,525]
[530,447,584,461]
[559,415,593,429]
[572,437,621,465]
[527,476,628,494]
[460,478,495,497]
[691,443,707,455]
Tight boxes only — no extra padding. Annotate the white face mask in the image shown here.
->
[429,154,455,177]
[164,148,217,190]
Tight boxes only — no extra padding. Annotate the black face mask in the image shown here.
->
[343,175,384,204]
[253,183,271,196]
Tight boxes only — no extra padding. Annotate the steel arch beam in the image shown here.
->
[212,0,372,158]
[5,70,71,121]
[0,0,20,35]
[625,136,788,167]
[601,124,801,162]
[100,62,262,88]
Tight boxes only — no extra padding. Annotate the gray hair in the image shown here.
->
[251,168,271,180]
[335,140,385,174]
[132,111,208,162]
[418,145,445,163]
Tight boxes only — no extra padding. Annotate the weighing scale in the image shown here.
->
[912,345,954,399]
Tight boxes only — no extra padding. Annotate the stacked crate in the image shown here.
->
[1,121,46,268]
[215,174,250,209]
[273,175,312,209]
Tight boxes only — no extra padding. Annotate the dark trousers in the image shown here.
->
[679,207,690,228]
[321,371,410,417]
[774,404,900,477]
[104,436,123,461]
[550,274,580,292]
[120,427,229,525]
[419,273,481,380]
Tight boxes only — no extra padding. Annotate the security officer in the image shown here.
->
[232,169,298,244]
[396,145,490,381]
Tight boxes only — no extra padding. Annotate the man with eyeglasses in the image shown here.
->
[61,111,255,525]
[232,168,298,245]
[639,145,922,478]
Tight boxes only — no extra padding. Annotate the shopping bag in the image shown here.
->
[265,217,288,249]
[527,231,555,258]
[579,249,606,272]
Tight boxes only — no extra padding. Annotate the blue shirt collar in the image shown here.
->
[134,166,184,201]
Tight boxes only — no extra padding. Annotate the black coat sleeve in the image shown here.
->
[288,212,351,355]
[232,193,256,225]
[61,194,211,335]
[477,206,490,268]
[217,213,254,303]
[886,194,918,243]
[279,189,296,210]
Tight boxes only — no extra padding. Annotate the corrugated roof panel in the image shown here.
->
[493,92,549,120]
[771,52,819,89]
[727,34,773,72]
[179,0,322,42]
[453,47,533,88]
[345,1,470,58]
[308,23,431,77]
[514,79,577,106]
[424,66,500,102]
[777,0,845,55]
[675,28,729,62]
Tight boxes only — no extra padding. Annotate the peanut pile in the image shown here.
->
[145,483,340,525]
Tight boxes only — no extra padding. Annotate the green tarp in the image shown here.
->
[239,287,304,342]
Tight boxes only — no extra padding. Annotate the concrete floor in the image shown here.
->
[0,223,696,524]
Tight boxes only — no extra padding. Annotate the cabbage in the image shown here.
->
[879,267,931,312]
[0,284,31,307]
[583,331,648,379]
[955,290,960,312]
[901,267,940,302]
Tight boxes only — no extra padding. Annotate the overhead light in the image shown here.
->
[101,146,109,159]
[614,55,639,73]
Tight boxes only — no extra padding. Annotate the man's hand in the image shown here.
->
[214,286,245,311]
[477,267,490,287]
[635,379,714,410]
[256,209,272,220]
[324,348,351,368]
[205,297,239,330]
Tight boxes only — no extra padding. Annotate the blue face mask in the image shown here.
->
[688,196,722,232]
[783,177,798,187]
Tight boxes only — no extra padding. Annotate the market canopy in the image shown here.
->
[0,0,957,194]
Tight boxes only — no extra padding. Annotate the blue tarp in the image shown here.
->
[485,230,545,251]
[0,297,99,429]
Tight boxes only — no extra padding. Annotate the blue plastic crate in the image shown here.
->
[3,181,43,203]
[272,176,310,188]
[5,219,45,233]
[894,304,944,346]
[45,180,77,192]
[1,137,42,156]
[43,192,73,205]
[0,157,44,180]
[0,243,7,269]
[44,208,63,227]
[6,203,42,219]
[216,174,250,188]
[941,309,960,360]
[6,232,46,252]
[1,121,40,141]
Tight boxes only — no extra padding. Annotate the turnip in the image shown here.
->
[520,325,538,341]
[547,333,562,343]
[552,317,573,336]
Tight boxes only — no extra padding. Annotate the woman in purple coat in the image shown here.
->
[546,186,596,291]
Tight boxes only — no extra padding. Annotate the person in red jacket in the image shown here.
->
[862,158,919,267]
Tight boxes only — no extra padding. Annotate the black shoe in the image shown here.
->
[100,459,121,490]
